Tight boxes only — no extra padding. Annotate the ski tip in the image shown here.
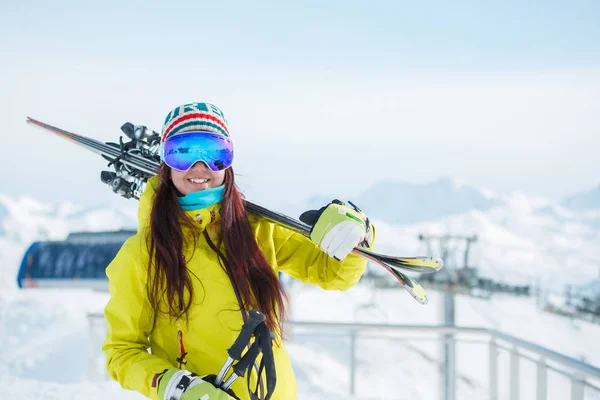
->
[409,286,429,305]
[420,256,444,271]
[399,274,429,305]
[415,256,444,267]
[407,289,428,305]
[411,294,428,305]
[388,256,444,274]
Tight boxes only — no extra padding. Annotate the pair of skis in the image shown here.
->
[26,117,443,304]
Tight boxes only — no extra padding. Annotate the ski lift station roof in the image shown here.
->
[17,229,136,290]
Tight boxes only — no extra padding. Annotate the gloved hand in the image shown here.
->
[157,368,239,400]
[300,199,374,261]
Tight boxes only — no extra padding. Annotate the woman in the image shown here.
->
[102,102,374,400]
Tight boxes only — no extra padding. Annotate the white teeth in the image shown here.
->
[189,178,208,183]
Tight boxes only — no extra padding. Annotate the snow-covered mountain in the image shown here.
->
[0,202,8,237]
[305,176,504,225]
[0,195,137,243]
[561,183,600,211]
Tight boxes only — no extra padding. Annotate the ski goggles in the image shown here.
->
[162,131,234,172]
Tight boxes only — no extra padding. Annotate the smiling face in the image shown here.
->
[170,161,226,195]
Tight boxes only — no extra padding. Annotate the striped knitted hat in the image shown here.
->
[160,102,230,161]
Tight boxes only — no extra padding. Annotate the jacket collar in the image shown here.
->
[184,204,222,232]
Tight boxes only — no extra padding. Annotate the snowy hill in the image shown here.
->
[303,178,600,288]
[562,183,600,211]
[0,195,137,242]
[0,202,7,236]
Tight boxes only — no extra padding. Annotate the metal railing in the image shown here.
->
[285,321,600,400]
[87,314,600,399]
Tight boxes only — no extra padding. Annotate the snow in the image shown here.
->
[0,376,142,399]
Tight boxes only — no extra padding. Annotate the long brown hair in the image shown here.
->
[147,164,287,335]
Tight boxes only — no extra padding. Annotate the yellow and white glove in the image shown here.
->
[157,369,239,400]
[300,200,374,261]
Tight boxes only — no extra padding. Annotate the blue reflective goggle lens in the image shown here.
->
[163,131,234,172]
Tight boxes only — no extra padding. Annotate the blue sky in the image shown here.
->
[4,1,600,72]
[1,0,599,209]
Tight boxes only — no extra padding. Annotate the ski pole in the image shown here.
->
[220,339,262,391]
[214,310,266,387]
[221,323,276,400]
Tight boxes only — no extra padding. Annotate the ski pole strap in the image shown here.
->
[259,325,276,400]
[248,323,276,400]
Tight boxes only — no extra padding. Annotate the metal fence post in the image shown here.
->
[350,330,357,396]
[442,292,456,400]
[489,338,498,400]
[511,346,520,400]
[443,331,457,400]
[537,358,547,400]
[571,373,584,400]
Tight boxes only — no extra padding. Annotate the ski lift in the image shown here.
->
[17,230,136,290]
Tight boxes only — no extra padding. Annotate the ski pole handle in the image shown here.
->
[228,310,265,360]
[213,310,266,387]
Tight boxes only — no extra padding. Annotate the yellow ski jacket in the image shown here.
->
[102,176,371,399]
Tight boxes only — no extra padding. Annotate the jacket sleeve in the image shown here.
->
[102,234,173,400]
[271,223,375,290]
